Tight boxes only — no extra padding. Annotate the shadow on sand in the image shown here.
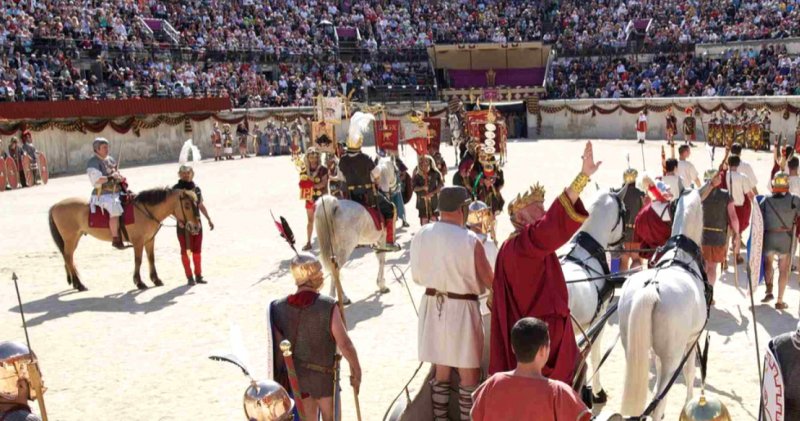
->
[9,284,193,327]
[345,292,394,331]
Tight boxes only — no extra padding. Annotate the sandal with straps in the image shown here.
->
[775,301,789,310]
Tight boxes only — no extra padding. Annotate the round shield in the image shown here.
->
[485,123,497,131]
[36,152,49,184]
[0,158,6,192]
[4,157,18,190]
[21,154,33,187]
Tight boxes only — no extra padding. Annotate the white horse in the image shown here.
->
[619,190,706,420]
[314,157,395,302]
[563,191,626,402]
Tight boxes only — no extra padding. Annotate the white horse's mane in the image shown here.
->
[670,189,703,245]
[579,190,622,247]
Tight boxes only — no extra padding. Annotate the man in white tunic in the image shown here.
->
[727,155,756,263]
[677,144,701,187]
[411,186,494,421]
[661,158,684,198]
[731,142,758,194]
[86,137,127,249]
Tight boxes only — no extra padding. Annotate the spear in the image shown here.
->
[12,273,48,421]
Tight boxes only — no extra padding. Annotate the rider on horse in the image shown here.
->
[86,137,127,249]
[338,112,400,252]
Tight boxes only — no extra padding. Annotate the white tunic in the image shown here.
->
[677,159,699,187]
[738,160,758,190]
[727,170,754,206]
[661,174,683,198]
[411,221,484,368]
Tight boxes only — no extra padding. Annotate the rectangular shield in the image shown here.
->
[748,196,765,290]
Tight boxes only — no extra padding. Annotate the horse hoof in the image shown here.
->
[592,389,608,404]
[135,282,148,291]
[343,297,352,306]
[152,279,164,287]
[378,287,390,294]
[75,284,88,292]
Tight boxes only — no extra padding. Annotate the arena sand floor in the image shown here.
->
[0,139,794,420]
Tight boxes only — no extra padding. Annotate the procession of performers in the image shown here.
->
[706,107,773,150]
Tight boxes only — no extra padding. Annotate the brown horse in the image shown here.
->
[48,188,202,291]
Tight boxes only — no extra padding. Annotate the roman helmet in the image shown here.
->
[772,171,790,194]
[0,341,45,402]
[467,200,494,235]
[290,253,323,288]
[623,168,638,184]
[345,112,375,152]
[679,393,731,421]
[243,379,295,421]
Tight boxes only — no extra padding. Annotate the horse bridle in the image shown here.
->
[607,192,627,248]
[177,191,200,232]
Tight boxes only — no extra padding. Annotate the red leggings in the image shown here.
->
[177,229,203,277]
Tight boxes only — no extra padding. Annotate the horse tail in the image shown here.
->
[621,284,659,416]
[314,195,339,272]
[49,205,65,257]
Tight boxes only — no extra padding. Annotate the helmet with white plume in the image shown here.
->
[346,112,375,151]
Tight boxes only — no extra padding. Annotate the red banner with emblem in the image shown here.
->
[374,119,401,151]
[423,118,442,152]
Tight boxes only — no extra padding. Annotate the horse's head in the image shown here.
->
[377,156,397,184]
[671,189,704,246]
[582,190,626,247]
[175,190,202,235]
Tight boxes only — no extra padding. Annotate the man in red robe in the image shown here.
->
[490,141,600,384]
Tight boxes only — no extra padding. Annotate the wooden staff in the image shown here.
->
[279,340,308,421]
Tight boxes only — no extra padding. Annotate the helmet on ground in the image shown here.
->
[679,393,731,421]
[243,379,294,421]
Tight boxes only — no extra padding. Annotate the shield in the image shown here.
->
[401,171,413,204]
[0,158,6,192]
[20,154,33,187]
[36,152,49,184]
[762,342,785,421]
[4,157,18,190]
[747,196,765,290]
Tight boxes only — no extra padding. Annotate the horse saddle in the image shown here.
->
[88,202,136,229]
[358,203,384,231]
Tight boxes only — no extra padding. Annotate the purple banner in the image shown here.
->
[143,19,163,31]
[336,27,357,39]
[634,19,651,31]
[448,68,545,89]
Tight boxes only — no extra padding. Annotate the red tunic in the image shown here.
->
[633,203,672,259]
[734,198,751,233]
[489,192,587,383]
[471,372,591,421]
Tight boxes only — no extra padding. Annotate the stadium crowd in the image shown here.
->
[547,44,800,99]
[1,0,799,103]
